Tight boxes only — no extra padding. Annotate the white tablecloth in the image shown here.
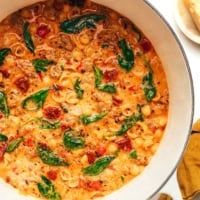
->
[149,0,200,199]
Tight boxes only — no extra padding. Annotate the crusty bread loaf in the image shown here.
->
[184,0,200,32]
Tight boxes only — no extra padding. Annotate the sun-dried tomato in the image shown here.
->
[14,76,30,93]
[112,96,123,106]
[43,106,62,120]
[47,170,58,181]
[86,150,96,164]
[140,38,152,53]
[103,69,118,82]
[115,137,132,152]
[36,25,50,38]
[79,179,102,191]
[0,143,7,161]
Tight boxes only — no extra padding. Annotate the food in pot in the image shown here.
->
[0,0,169,199]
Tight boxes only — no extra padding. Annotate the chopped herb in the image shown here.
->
[37,175,61,200]
[129,150,138,159]
[116,105,143,136]
[143,71,157,102]
[23,22,35,53]
[32,59,54,73]
[118,39,134,71]
[80,112,107,125]
[39,119,60,130]
[74,79,84,99]
[93,66,117,94]
[83,156,115,176]
[37,143,68,166]
[22,89,49,111]
[0,91,10,117]
[120,176,125,183]
[6,137,24,153]
[60,13,106,34]
[0,134,8,142]
[0,48,11,66]
[63,130,85,150]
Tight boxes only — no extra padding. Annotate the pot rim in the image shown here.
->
[142,0,194,199]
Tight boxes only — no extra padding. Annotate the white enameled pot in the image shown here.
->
[0,0,194,200]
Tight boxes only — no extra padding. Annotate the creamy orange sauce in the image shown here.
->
[0,0,168,200]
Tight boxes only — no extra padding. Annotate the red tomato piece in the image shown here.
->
[14,76,30,93]
[60,123,72,132]
[36,25,50,38]
[103,69,118,82]
[79,179,102,191]
[0,68,10,78]
[47,170,57,181]
[37,72,43,81]
[88,180,102,190]
[96,145,106,157]
[112,96,123,106]
[140,38,152,53]
[86,150,96,164]
[24,138,34,147]
[0,143,7,161]
[43,106,62,120]
[115,137,132,152]
[128,85,139,92]
[0,112,4,119]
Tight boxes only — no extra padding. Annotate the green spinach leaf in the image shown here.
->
[0,134,8,142]
[22,89,49,111]
[80,112,107,125]
[0,48,11,66]
[83,156,115,176]
[60,13,106,34]
[37,143,68,166]
[93,67,116,94]
[143,71,157,102]
[0,91,10,117]
[118,39,134,71]
[39,119,60,130]
[129,150,138,159]
[63,130,85,150]
[32,59,54,73]
[116,105,143,136]
[6,137,24,153]
[74,79,84,99]
[37,175,61,200]
[94,66,102,87]
[23,22,35,53]
[97,84,116,93]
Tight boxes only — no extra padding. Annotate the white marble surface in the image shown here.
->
[149,0,200,199]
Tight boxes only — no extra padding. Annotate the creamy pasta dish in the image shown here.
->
[0,0,169,199]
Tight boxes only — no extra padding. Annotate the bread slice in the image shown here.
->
[184,0,200,32]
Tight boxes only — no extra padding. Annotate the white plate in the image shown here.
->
[174,0,200,44]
